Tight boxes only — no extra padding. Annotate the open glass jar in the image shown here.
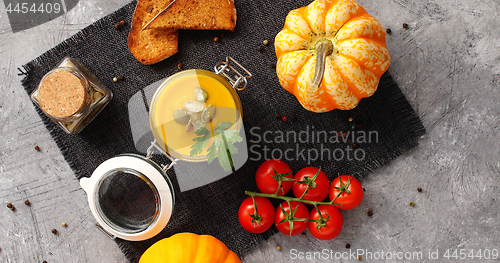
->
[149,57,251,164]
[80,57,251,241]
[30,57,112,134]
[80,154,175,241]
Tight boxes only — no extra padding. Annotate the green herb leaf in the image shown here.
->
[214,122,232,133]
[189,127,210,157]
[190,121,243,171]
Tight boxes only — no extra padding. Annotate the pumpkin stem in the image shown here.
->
[311,40,334,91]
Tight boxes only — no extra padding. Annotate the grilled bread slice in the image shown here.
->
[145,0,237,31]
[128,0,179,65]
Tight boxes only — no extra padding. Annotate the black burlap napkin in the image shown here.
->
[20,0,425,262]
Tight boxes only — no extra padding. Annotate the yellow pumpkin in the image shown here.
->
[139,233,241,263]
[275,0,391,112]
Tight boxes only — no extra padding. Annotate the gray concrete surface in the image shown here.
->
[1,0,500,262]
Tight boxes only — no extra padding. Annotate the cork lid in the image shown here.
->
[38,70,87,118]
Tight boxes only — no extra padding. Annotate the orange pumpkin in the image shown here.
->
[139,233,241,263]
[275,0,391,112]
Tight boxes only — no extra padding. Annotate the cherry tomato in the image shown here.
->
[329,175,364,210]
[238,196,275,234]
[274,201,309,236]
[308,205,343,240]
[255,159,294,195]
[292,167,329,201]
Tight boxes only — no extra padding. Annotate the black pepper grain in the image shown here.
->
[367,210,373,217]
[258,46,264,52]
[114,23,122,30]
[275,113,281,119]
[346,244,351,249]
[10,206,15,211]
[417,187,422,192]
[386,28,392,34]
[7,203,13,208]
[120,20,126,26]
[24,200,31,206]
[42,261,47,263]
[301,232,306,237]
[52,229,58,235]
[34,145,40,151]
[356,123,362,129]
[118,75,124,80]
[290,114,296,121]
[214,37,219,43]
[353,143,358,149]
[403,23,408,29]
[177,63,183,70]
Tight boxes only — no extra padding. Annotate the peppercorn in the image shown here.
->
[386,28,392,34]
[275,113,281,119]
[214,37,219,43]
[113,77,118,82]
[120,20,126,26]
[353,143,358,149]
[276,245,282,251]
[263,40,269,45]
[343,132,348,137]
[7,203,13,208]
[290,114,296,121]
[403,23,408,29]
[42,261,47,263]
[10,206,15,211]
[417,187,422,192]
[346,244,351,249]
[348,117,353,122]
[410,202,415,207]
[367,210,373,217]
[177,63,183,70]
[24,200,31,206]
[358,256,362,260]
[356,123,362,129]
[34,145,40,151]
[258,46,264,52]
[114,23,121,30]
[301,232,306,237]
[52,229,58,235]
[62,222,68,227]
[118,75,124,80]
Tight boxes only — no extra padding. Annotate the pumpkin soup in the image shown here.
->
[150,70,241,159]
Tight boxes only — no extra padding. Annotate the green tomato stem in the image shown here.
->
[245,191,342,207]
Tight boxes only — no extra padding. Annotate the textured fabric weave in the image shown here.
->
[20,1,425,262]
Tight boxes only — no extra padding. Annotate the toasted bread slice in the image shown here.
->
[128,0,179,65]
[145,0,237,31]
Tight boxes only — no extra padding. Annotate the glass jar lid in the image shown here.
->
[80,154,174,241]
